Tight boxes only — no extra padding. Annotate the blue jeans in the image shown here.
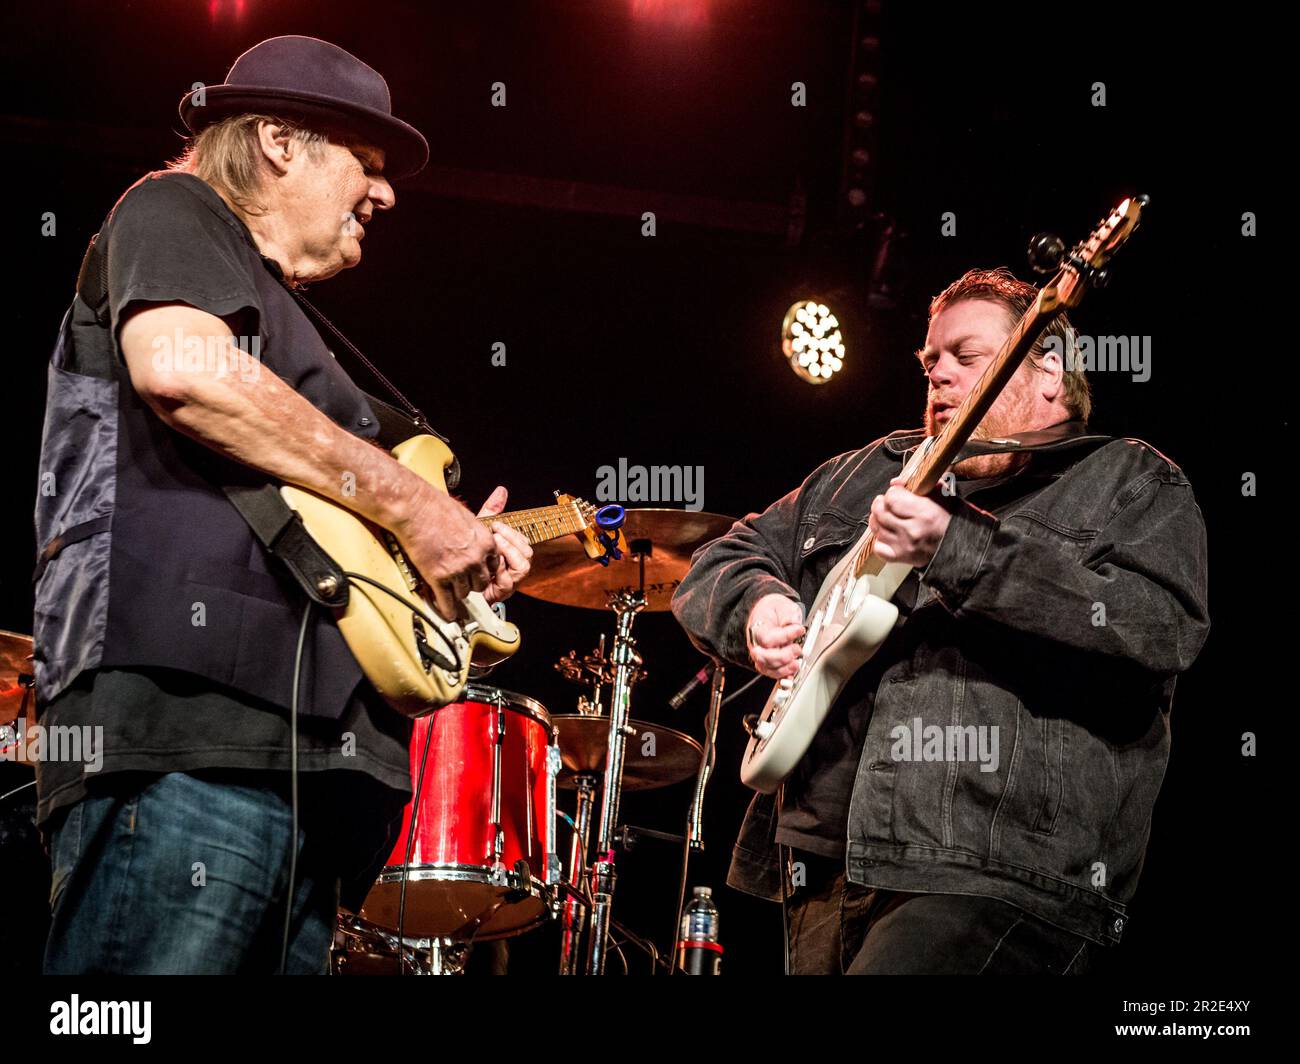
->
[44,771,340,974]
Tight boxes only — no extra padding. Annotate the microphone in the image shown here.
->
[669,662,716,710]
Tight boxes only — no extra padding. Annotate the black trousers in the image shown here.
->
[784,852,1094,975]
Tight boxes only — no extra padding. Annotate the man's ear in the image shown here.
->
[256,121,296,175]
[1039,349,1066,403]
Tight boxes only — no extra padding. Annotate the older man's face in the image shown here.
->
[285,134,395,279]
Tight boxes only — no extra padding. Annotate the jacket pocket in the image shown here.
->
[1033,715,1066,836]
[798,511,866,590]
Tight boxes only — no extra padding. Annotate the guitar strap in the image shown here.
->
[222,283,459,610]
[283,283,461,490]
[222,482,351,608]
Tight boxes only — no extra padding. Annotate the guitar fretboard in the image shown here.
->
[480,502,587,545]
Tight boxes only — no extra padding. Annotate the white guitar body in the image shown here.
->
[740,539,912,793]
[741,435,932,792]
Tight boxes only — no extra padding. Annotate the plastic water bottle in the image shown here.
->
[677,886,722,975]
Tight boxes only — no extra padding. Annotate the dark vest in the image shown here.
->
[34,172,388,719]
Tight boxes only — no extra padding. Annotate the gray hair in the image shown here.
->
[168,113,330,214]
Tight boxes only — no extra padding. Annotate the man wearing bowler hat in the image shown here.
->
[33,36,532,973]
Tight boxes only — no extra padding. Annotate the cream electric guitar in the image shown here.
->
[740,194,1147,792]
[281,434,625,718]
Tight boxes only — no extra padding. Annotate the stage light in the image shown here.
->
[781,300,844,385]
[629,0,710,27]
[208,0,248,20]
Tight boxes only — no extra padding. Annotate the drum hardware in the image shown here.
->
[584,586,646,975]
[332,913,470,976]
[487,698,506,870]
[557,771,598,975]
[607,916,669,974]
[503,859,536,901]
[614,823,689,851]
[545,744,563,885]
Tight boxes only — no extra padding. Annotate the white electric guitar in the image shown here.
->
[740,194,1147,792]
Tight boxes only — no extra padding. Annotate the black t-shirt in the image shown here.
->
[34,172,415,903]
[775,468,1023,858]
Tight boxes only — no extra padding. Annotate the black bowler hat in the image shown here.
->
[178,35,429,179]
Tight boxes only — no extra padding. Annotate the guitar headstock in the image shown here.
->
[1040,193,1147,312]
[569,495,598,526]
[558,494,628,562]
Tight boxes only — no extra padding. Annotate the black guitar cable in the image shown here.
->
[332,569,467,973]
[340,571,463,675]
[278,569,465,973]
[280,598,312,975]
[395,718,438,973]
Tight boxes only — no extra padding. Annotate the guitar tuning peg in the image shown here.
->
[553,489,560,499]
[1027,232,1065,275]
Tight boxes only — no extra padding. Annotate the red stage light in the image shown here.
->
[629,0,710,29]
[207,0,248,20]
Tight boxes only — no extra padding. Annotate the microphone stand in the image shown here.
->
[669,662,723,973]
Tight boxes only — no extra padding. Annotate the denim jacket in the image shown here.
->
[670,420,1210,945]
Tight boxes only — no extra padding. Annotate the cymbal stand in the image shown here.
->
[585,571,648,975]
[557,771,598,974]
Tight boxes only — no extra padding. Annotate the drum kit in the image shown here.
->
[333,507,739,975]
[0,508,739,976]
[0,629,37,766]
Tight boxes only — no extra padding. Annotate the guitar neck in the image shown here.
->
[851,282,1065,581]
[480,502,587,546]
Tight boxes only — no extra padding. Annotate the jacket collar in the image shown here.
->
[883,418,1110,463]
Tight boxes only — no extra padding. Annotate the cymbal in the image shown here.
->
[0,629,34,725]
[0,629,33,680]
[552,715,703,791]
[0,630,35,766]
[520,509,734,611]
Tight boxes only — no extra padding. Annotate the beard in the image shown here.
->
[926,373,1037,480]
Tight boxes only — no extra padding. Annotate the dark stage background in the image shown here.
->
[1,0,1272,977]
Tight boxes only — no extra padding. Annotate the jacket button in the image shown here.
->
[1112,917,1125,934]
[803,536,816,550]
[359,417,372,427]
